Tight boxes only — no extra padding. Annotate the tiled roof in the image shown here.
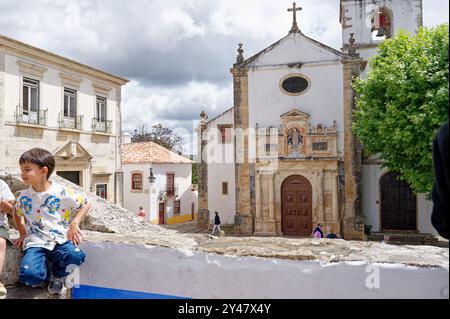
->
[122,142,192,164]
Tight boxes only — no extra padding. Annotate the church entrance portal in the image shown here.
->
[281,175,312,236]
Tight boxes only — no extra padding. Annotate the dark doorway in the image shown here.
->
[57,171,80,186]
[281,175,313,236]
[96,184,107,199]
[159,202,165,225]
[380,172,417,231]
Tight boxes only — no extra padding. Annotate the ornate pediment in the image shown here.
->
[53,141,92,160]
[280,109,310,119]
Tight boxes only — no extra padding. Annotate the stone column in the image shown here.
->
[332,170,339,233]
[255,173,262,233]
[318,170,325,223]
[269,173,275,222]
[197,111,210,229]
[231,65,253,235]
[342,56,364,240]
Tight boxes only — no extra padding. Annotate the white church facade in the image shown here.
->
[198,0,437,239]
[0,35,128,204]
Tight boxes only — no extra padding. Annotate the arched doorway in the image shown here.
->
[281,175,312,236]
[380,172,417,231]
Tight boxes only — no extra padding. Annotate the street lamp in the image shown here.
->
[148,167,156,184]
[147,166,156,223]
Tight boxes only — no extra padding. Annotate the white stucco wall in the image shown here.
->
[205,108,236,225]
[362,164,437,235]
[246,33,345,156]
[341,0,422,49]
[123,162,193,224]
[0,49,124,202]
[341,0,422,77]
[76,241,449,299]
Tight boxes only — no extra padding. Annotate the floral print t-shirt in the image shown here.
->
[14,181,88,251]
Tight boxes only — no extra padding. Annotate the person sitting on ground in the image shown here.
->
[312,224,323,239]
[326,232,339,239]
[14,148,91,296]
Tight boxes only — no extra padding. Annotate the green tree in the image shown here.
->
[353,24,449,195]
[132,124,184,154]
[192,162,199,185]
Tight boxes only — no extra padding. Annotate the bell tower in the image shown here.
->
[340,0,423,60]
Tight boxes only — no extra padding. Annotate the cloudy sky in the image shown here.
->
[1,0,448,154]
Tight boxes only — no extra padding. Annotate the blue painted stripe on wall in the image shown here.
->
[72,285,188,299]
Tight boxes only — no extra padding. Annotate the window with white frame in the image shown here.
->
[96,96,107,122]
[64,88,77,118]
[22,77,39,115]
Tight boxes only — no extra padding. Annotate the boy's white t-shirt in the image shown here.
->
[0,179,15,229]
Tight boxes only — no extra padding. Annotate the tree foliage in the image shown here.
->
[132,124,184,153]
[353,24,449,194]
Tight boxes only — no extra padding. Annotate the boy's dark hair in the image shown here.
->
[19,148,55,180]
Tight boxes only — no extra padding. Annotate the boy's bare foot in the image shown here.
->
[0,282,7,299]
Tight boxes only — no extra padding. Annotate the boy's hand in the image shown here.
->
[68,222,83,246]
[13,233,27,249]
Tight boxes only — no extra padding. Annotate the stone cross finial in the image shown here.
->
[288,2,302,33]
[236,43,244,64]
[348,33,358,57]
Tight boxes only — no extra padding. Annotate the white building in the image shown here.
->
[199,0,437,238]
[0,35,128,204]
[122,141,196,225]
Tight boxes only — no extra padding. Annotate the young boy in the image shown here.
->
[0,178,15,299]
[13,148,91,295]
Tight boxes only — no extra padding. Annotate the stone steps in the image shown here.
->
[367,232,442,245]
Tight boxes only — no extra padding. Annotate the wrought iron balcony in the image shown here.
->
[92,118,112,134]
[59,113,83,130]
[15,105,47,126]
[164,184,179,197]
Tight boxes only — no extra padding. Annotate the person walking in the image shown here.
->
[211,211,222,236]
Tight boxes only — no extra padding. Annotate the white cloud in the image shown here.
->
[1,0,448,155]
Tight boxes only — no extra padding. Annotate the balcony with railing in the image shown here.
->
[92,118,112,134]
[59,113,83,131]
[15,105,47,126]
[164,184,179,197]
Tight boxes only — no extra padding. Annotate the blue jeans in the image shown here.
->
[19,241,86,287]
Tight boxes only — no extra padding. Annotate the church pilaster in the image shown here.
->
[342,55,365,240]
[231,64,254,236]
[197,111,210,229]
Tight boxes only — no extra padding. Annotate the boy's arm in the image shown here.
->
[0,199,14,214]
[13,210,27,248]
[68,202,92,246]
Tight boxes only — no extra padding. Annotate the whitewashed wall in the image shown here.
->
[74,241,449,299]
[362,164,437,235]
[341,0,422,49]
[206,108,236,225]
[0,51,121,201]
[123,162,193,224]
[247,34,345,156]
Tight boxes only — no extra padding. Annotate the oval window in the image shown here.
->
[281,76,309,95]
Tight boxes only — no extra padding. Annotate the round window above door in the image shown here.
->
[280,74,310,96]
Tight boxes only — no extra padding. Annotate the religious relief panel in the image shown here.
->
[279,109,338,159]
[286,126,306,158]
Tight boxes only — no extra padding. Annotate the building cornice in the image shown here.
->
[0,35,129,86]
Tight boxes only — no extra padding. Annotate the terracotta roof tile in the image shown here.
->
[122,142,192,164]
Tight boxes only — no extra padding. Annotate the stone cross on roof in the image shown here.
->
[288,2,302,33]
